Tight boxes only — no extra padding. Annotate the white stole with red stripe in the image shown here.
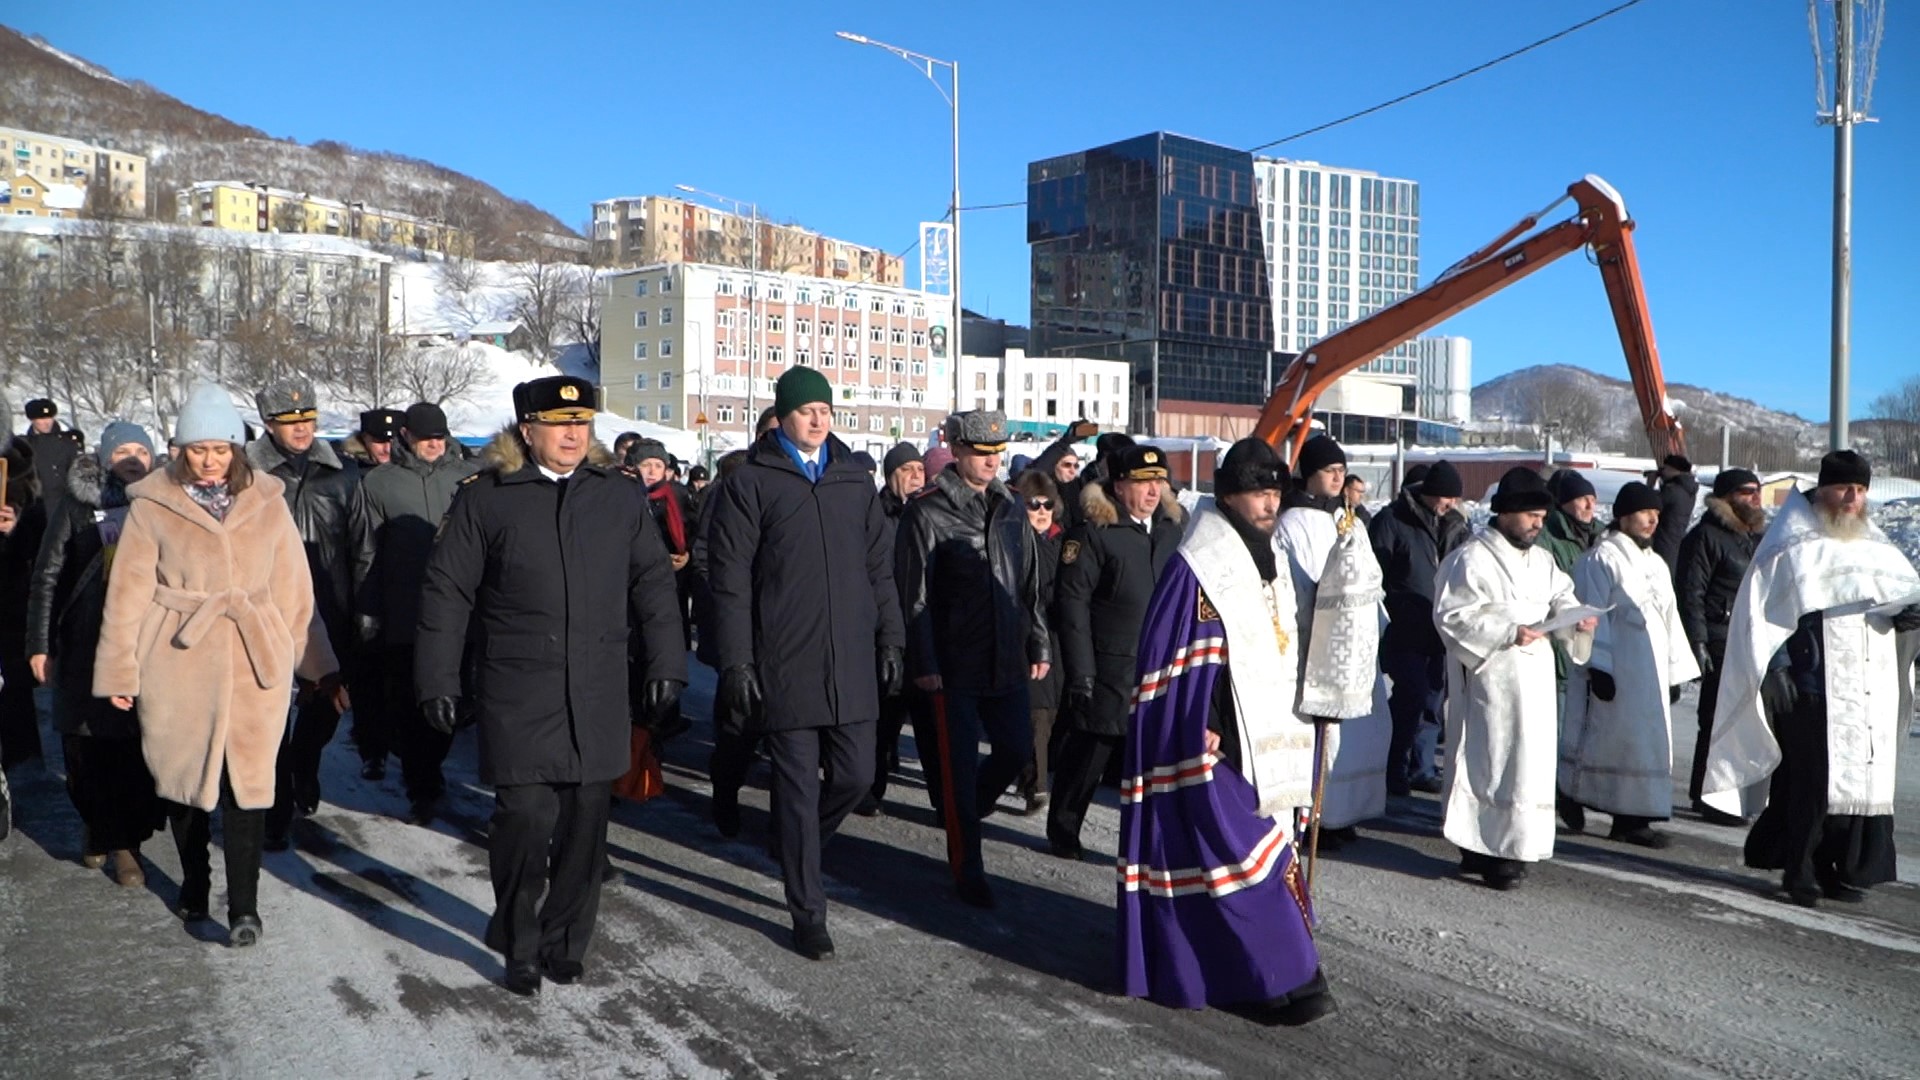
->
[1184,507,1320,818]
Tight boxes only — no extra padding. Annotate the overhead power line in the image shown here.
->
[957,0,1653,213]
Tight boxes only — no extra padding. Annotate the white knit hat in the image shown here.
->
[171,383,248,447]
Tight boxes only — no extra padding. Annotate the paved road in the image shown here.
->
[2,673,1916,1079]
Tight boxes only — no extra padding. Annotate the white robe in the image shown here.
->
[1279,506,1392,829]
[1703,490,1920,817]
[1559,531,1699,819]
[1433,527,1591,862]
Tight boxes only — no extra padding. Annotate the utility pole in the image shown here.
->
[1830,0,1855,450]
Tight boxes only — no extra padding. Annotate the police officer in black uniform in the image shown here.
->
[246,377,370,848]
[341,407,405,468]
[415,375,686,996]
[1047,444,1184,859]
[14,398,85,505]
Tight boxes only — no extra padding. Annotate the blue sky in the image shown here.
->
[15,1,1916,420]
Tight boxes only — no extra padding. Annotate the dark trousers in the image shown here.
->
[169,770,265,917]
[268,691,340,836]
[1018,707,1058,797]
[0,647,42,766]
[766,722,874,928]
[1047,728,1121,850]
[63,733,160,854]
[871,690,943,815]
[350,647,387,766]
[1747,693,1896,894]
[932,689,1030,884]
[485,780,612,966]
[380,647,452,803]
[1687,642,1727,803]
[1385,649,1446,790]
[709,701,757,807]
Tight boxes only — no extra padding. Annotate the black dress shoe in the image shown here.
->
[1556,794,1585,833]
[851,794,881,818]
[542,957,585,984]
[1691,801,1746,827]
[1316,825,1358,851]
[1818,873,1869,903]
[229,913,263,947]
[1409,775,1444,795]
[957,876,997,910]
[292,773,321,817]
[406,799,437,828]
[263,828,291,853]
[1484,858,1525,891]
[601,860,620,885]
[1609,824,1671,849]
[712,791,742,839]
[1048,838,1085,861]
[504,961,543,996]
[792,924,835,961]
[1787,887,1820,909]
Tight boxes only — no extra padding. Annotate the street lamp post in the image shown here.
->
[835,31,962,416]
[676,184,761,439]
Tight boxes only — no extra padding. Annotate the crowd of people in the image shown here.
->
[2,371,1916,1022]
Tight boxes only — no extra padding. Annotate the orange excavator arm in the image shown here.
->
[1252,175,1684,462]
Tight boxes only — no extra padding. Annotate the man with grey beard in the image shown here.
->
[1703,450,1920,907]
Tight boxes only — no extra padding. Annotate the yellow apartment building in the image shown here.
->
[0,125,148,217]
[176,181,475,257]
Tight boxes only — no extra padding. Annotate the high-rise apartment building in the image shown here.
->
[1027,132,1274,434]
[1415,336,1472,426]
[600,263,952,454]
[590,194,904,286]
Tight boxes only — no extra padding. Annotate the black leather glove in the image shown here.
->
[641,679,689,740]
[355,614,382,647]
[1066,677,1095,718]
[1693,644,1714,679]
[1669,684,1683,705]
[720,664,764,728]
[1589,669,1616,703]
[878,645,905,698]
[422,696,460,735]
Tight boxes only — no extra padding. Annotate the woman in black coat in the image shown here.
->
[1013,470,1066,814]
[25,427,164,885]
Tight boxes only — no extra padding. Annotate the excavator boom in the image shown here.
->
[1251,175,1684,462]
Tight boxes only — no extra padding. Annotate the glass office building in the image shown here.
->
[1028,133,1275,421]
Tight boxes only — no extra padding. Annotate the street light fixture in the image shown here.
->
[675,183,761,432]
[835,30,962,416]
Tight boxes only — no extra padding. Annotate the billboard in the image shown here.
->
[920,221,952,295]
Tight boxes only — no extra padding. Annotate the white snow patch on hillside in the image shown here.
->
[25,35,130,88]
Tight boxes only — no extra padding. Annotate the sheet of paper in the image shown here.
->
[1530,604,1612,635]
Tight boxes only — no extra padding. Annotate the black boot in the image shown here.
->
[1556,792,1585,833]
[229,913,263,947]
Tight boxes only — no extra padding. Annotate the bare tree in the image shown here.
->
[272,198,307,234]
[506,256,573,362]
[1526,370,1607,451]
[386,342,493,406]
[1869,376,1920,423]
[560,268,603,370]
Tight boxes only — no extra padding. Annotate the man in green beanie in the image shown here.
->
[706,367,904,960]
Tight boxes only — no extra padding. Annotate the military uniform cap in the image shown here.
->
[256,376,320,422]
[1113,445,1169,482]
[514,375,599,423]
[945,409,1009,452]
[24,398,57,420]
[359,408,404,440]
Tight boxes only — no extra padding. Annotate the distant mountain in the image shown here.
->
[0,26,574,256]
[1471,363,1828,469]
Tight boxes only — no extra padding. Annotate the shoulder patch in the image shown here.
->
[1197,589,1220,624]
[458,472,481,485]
[1061,540,1081,565]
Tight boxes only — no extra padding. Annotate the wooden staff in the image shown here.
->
[1304,718,1332,900]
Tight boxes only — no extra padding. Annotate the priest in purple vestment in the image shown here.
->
[1117,437,1336,1026]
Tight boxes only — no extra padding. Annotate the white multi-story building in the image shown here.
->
[1253,156,1421,358]
[955,349,1130,434]
[601,263,953,453]
[1415,336,1472,426]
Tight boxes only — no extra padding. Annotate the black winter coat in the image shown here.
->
[0,446,46,657]
[1055,484,1184,735]
[15,425,84,505]
[415,432,686,786]
[1029,524,1066,712]
[1652,472,1700,573]
[1675,495,1765,657]
[22,456,137,738]
[246,435,371,654]
[356,444,481,646]
[707,432,905,731]
[896,467,1051,696]
[1369,491,1469,657]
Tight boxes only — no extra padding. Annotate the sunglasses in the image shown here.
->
[1027,497,1056,511]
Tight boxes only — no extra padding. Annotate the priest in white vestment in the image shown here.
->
[1433,468,1598,890]
[1558,482,1699,848]
[1703,450,1920,907]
